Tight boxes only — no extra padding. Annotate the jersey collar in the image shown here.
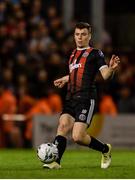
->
[77,46,90,50]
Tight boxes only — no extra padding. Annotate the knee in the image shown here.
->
[57,120,70,134]
[58,122,68,132]
[57,114,74,136]
[72,134,84,144]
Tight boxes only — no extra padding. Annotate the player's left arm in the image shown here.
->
[100,55,120,80]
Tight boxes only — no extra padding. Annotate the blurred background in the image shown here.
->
[0,0,135,149]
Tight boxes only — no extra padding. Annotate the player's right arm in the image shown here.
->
[54,75,69,88]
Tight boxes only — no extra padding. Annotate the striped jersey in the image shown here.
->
[66,47,107,100]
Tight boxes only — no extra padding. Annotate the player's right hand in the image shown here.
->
[54,78,65,88]
[54,75,69,88]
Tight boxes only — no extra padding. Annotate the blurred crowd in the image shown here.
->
[0,0,135,148]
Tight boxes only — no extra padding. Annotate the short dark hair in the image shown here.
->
[75,22,91,33]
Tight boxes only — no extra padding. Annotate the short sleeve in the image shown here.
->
[96,50,108,70]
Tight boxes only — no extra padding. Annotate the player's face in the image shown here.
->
[74,28,91,48]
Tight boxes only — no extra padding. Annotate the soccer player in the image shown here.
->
[43,22,120,169]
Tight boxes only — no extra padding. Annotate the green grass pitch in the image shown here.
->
[0,148,135,179]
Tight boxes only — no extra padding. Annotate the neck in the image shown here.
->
[77,46,90,50]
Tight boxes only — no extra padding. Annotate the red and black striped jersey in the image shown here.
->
[66,47,107,100]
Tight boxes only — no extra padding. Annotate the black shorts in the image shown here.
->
[61,98,97,126]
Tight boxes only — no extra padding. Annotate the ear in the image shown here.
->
[89,33,91,41]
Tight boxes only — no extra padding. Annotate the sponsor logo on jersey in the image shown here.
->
[69,60,82,73]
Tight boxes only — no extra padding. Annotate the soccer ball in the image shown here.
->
[37,143,58,164]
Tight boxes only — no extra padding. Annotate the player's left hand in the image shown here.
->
[109,55,120,70]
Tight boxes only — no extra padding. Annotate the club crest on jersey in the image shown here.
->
[82,51,89,57]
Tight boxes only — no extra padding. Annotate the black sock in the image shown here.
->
[53,135,67,164]
[88,136,109,153]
